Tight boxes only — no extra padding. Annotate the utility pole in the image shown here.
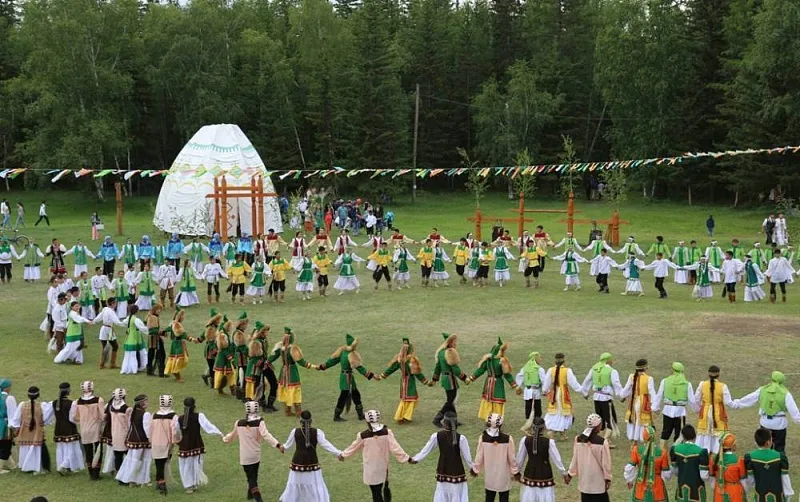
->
[412,83,420,203]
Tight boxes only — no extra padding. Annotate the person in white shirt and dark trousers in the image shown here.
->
[35,200,50,227]
[765,248,796,303]
[590,249,619,293]
[720,250,744,302]
[733,370,800,453]
[643,253,677,298]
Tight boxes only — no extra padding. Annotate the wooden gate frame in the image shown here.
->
[205,175,277,243]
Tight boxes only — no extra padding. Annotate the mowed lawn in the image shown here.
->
[1,190,797,502]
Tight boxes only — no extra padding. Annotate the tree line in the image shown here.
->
[0,0,797,205]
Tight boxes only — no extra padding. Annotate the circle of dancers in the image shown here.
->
[3,319,800,502]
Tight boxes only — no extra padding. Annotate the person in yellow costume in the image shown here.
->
[620,359,657,442]
[694,365,737,453]
[521,243,547,288]
[452,238,471,285]
[312,247,333,297]
[469,337,521,420]
[542,353,585,440]
[368,241,393,291]
[268,250,292,304]
[416,239,434,287]
[226,253,251,304]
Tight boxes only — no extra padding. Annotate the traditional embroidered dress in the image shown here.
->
[381,338,428,423]
[319,335,376,422]
[695,376,736,453]
[431,333,468,426]
[64,244,96,278]
[392,247,416,285]
[289,237,307,269]
[553,250,588,289]
[470,338,519,420]
[52,394,85,472]
[624,426,672,502]
[542,358,584,433]
[412,427,474,502]
[466,247,480,279]
[709,435,747,502]
[672,244,690,284]
[176,265,199,306]
[280,423,342,502]
[684,260,717,299]
[118,242,138,270]
[222,241,237,264]
[334,234,357,255]
[20,243,44,281]
[431,246,451,281]
[134,269,156,310]
[340,416,410,498]
[620,369,658,442]
[46,242,67,275]
[177,403,222,492]
[120,315,149,374]
[246,261,270,297]
[110,276,129,318]
[53,310,92,365]
[294,257,314,293]
[115,401,152,485]
[164,318,190,379]
[74,389,105,479]
[10,395,55,473]
[516,422,567,502]
[705,244,724,283]
[472,419,520,498]
[333,252,364,292]
[493,246,514,283]
[619,256,646,295]
[669,441,710,502]
[77,277,96,320]
[100,392,129,475]
[744,447,794,502]
[743,259,766,302]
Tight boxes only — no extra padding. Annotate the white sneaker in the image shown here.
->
[259,299,263,304]
[252,299,257,305]
[563,287,569,291]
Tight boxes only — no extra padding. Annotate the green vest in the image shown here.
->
[139,271,155,296]
[154,246,165,265]
[523,363,541,387]
[688,247,701,264]
[65,314,82,342]
[74,246,88,265]
[697,262,711,287]
[674,247,687,266]
[592,241,603,256]
[398,251,409,273]
[25,245,41,266]
[123,245,135,263]
[115,279,128,300]
[628,259,640,279]
[663,375,689,404]
[189,243,203,261]
[592,364,612,389]
[759,385,788,417]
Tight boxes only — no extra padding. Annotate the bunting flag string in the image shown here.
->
[4,144,800,184]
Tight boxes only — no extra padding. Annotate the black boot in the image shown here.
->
[356,405,365,421]
[157,481,167,496]
[432,412,444,428]
[265,395,278,412]
[333,408,347,422]
[146,349,156,376]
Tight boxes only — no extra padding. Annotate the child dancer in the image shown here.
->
[176,259,200,307]
[553,249,588,292]
[294,250,315,300]
[431,241,451,287]
[246,255,270,304]
[198,256,227,304]
[392,244,416,289]
[681,257,718,301]
[493,244,515,287]
[312,247,332,296]
[334,248,365,295]
[643,253,678,299]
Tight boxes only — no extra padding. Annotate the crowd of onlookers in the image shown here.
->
[279,187,396,236]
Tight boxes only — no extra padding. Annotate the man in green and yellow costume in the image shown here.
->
[379,337,428,424]
[429,333,469,428]
[270,327,317,417]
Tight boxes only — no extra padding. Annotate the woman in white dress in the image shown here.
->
[541,353,585,439]
[280,410,341,502]
[516,417,567,502]
[743,256,766,302]
[619,359,658,442]
[410,412,473,502]
[774,213,788,246]
[9,386,55,473]
[115,394,152,486]
[119,306,150,375]
[333,249,365,295]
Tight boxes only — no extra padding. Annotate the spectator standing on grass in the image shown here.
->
[763,213,776,245]
[15,202,25,229]
[0,199,9,229]
[35,200,49,227]
[706,215,715,237]
[365,210,377,236]
[90,212,101,241]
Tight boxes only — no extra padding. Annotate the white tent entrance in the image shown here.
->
[153,124,283,237]
[207,175,276,241]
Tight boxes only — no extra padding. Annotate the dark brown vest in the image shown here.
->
[126,407,150,449]
[52,399,80,442]
[435,430,466,483]
[178,412,205,457]
[290,427,319,472]
[522,435,555,487]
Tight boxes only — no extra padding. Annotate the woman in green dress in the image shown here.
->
[392,245,416,289]
[164,309,190,382]
[176,259,199,307]
[246,255,268,304]
[294,251,315,300]
[430,241,451,287]
[333,248,365,295]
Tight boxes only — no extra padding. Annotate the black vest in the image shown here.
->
[290,427,319,472]
[435,430,466,483]
[52,399,79,442]
[178,412,205,457]
[522,435,555,487]
[126,407,150,449]
[360,426,389,440]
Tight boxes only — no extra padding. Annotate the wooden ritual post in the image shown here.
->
[607,210,630,246]
[115,181,123,235]
[469,204,533,243]
[512,191,579,237]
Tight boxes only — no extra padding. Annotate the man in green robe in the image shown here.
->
[669,425,709,502]
[744,427,793,502]
[318,334,375,422]
[430,333,469,427]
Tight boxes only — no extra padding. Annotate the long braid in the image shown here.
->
[551,354,565,405]
[709,375,717,429]
[28,397,36,431]
[628,370,640,424]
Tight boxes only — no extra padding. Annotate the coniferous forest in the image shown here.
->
[0,0,799,203]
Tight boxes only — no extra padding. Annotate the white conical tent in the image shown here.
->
[153,124,283,237]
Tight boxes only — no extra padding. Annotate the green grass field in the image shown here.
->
[1,191,797,502]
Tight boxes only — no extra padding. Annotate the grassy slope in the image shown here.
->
[1,190,796,502]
